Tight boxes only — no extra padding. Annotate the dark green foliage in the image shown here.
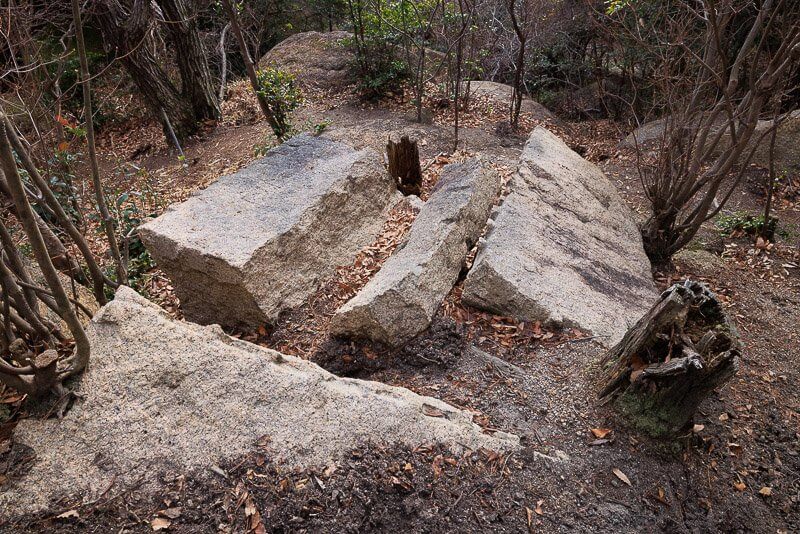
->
[345,0,418,98]
[716,212,778,240]
[255,67,303,139]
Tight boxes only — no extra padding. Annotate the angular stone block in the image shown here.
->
[462,127,657,346]
[331,158,500,346]
[139,134,397,328]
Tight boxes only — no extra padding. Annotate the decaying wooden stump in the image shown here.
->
[387,135,423,196]
[598,280,740,437]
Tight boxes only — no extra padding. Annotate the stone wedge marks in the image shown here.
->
[139,134,397,328]
[1,287,518,517]
[462,126,657,346]
[330,158,501,346]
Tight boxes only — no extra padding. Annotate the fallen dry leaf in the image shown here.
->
[160,507,182,519]
[734,481,747,491]
[422,404,445,417]
[759,486,772,496]
[613,468,632,486]
[535,499,544,515]
[692,424,705,433]
[56,509,79,519]
[591,428,612,439]
[151,517,171,531]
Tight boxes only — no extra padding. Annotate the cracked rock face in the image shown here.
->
[1,287,518,517]
[462,127,657,346]
[330,158,501,346]
[139,134,397,328]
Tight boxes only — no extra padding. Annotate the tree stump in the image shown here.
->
[598,280,740,437]
[387,135,423,196]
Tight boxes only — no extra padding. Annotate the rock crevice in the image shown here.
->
[331,158,501,346]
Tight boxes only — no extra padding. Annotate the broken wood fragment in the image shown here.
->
[598,280,740,437]
[387,135,423,196]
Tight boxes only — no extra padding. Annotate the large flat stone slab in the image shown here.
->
[462,127,657,346]
[330,158,500,346]
[139,134,397,328]
[0,287,518,516]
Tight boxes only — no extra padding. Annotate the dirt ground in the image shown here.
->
[2,78,799,533]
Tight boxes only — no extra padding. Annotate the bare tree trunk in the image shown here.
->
[96,0,200,140]
[0,171,78,278]
[387,136,423,196]
[453,0,465,150]
[507,0,527,128]
[156,0,221,122]
[218,23,231,102]
[0,122,91,377]
[599,281,740,437]
[1,112,110,303]
[219,0,281,136]
[761,103,780,241]
[71,0,127,287]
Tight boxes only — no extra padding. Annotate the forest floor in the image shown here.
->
[2,78,799,533]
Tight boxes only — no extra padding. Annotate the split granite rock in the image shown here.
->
[139,134,397,328]
[0,287,518,517]
[462,126,657,346]
[330,158,501,346]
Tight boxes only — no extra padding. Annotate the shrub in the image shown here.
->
[255,67,303,139]
[345,0,412,98]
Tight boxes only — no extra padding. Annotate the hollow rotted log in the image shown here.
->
[598,280,740,437]
[386,135,423,196]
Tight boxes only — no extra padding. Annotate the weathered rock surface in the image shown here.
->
[719,109,800,171]
[260,30,353,88]
[260,31,446,89]
[0,287,518,516]
[623,110,800,172]
[331,158,500,346]
[621,116,669,148]
[464,81,556,122]
[139,134,396,328]
[462,127,657,346]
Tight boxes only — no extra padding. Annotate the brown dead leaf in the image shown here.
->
[734,481,747,491]
[525,506,533,528]
[535,499,544,515]
[244,497,257,517]
[613,468,632,486]
[692,424,705,433]
[759,486,772,496]
[151,517,171,531]
[56,509,79,519]
[160,507,182,519]
[591,428,612,439]
[422,404,445,418]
